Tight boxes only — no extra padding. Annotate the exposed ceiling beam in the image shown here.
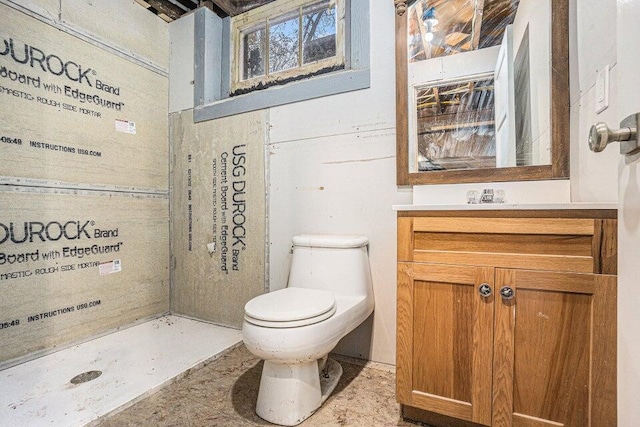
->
[209,0,276,17]
[413,2,431,59]
[196,0,230,18]
[471,0,486,49]
[210,0,237,16]
[434,87,442,113]
[234,0,276,15]
[136,0,275,20]
[145,0,185,20]
[166,0,194,12]
[135,0,152,9]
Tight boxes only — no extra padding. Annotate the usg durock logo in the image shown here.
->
[0,38,94,87]
[0,221,92,245]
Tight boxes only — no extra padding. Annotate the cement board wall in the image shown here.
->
[60,0,170,70]
[170,109,266,328]
[0,187,169,365]
[14,0,60,17]
[0,3,169,191]
[0,3,170,366]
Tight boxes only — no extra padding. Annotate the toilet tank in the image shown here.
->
[287,235,373,297]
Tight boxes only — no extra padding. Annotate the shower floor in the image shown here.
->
[0,315,242,427]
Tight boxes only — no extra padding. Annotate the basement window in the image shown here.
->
[193,0,370,122]
[232,0,344,95]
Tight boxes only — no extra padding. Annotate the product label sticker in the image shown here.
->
[99,259,122,276]
[115,119,136,134]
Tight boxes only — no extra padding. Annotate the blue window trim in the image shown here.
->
[192,0,370,123]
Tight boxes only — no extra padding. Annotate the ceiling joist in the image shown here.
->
[135,0,276,21]
[408,0,518,62]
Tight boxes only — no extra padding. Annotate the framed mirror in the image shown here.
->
[394,0,569,185]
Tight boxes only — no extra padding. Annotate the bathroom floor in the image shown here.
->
[96,345,418,427]
[0,315,243,427]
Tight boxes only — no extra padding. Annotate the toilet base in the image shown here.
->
[256,358,343,426]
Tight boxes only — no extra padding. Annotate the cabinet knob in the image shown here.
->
[478,283,492,298]
[499,286,515,300]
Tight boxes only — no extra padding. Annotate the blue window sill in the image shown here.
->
[194,68,370,122]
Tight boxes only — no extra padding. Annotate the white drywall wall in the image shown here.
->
[267,1,412,364]
[569,0,618,202]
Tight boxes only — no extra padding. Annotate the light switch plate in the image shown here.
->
[595,65,610,114]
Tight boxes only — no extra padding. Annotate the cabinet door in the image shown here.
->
[397,262,494,426]
[493,270,617,427]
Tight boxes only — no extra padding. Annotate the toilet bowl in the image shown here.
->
[242,234,374,426]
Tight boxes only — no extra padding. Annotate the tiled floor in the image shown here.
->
[0,315,242,427]
[96,345,418,427]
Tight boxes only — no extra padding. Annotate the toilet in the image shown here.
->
[242,234,374,426]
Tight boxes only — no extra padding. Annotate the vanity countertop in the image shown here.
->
[393,203,618,211]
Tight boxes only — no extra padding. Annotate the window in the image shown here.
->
[193,0,370,122]
[232,0,345,95]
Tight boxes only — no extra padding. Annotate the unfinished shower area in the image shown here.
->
[0,1,269,424]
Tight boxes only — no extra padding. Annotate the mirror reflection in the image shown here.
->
[406,0,551,173]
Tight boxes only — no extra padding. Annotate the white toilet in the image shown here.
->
[242,234,374,426]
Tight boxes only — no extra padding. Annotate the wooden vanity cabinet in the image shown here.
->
[396,211,617,427]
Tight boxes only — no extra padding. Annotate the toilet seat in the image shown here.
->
[244,288,336,328]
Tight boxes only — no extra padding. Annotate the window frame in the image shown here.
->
[192,0,370,123]
[231,0,345,93]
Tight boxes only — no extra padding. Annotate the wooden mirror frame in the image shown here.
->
[395,0,570,185]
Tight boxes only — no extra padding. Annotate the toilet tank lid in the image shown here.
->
[292,234,369,248]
